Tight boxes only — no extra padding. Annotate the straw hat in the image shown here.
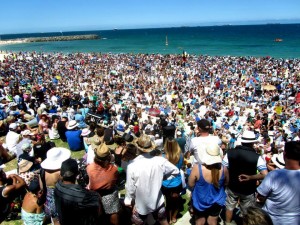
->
[87,135,102,150]
[41,147,71,170]
[67,120,78,130]
[18,159,33,173]
[271,153,285,169]
[95,143,110,158]
[198,143,222,165]
[241,131,258,143]
[133,134,156,153]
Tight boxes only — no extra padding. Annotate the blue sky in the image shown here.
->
[0,0,300,34]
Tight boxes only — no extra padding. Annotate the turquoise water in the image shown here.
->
[1,24,300,58]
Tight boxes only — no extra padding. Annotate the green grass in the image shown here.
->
[3,138,85,173]
[2,139,190,225]
[2,138,85,225]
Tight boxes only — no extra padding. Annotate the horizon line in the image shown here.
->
[1,20,300,36]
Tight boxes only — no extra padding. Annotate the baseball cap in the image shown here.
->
[9,123,18,130]
[197,119,211,131]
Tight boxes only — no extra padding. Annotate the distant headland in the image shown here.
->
[0,34,99,45]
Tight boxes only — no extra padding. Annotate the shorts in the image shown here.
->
[225,188,255,216]
[101,189,121,214]
[131,204,167,225]
[193,203,222,218]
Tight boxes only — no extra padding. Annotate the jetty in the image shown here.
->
[0,34,99,45]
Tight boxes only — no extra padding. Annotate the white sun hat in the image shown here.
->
[198,143,222,165]
[240,130,258,143]
[67,120,78,130]
[271,152,285,169]
[41,147,71,170]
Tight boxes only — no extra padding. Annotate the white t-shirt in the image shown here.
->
[187,135,222,164]
[257,169,300,225]
[6,131,21,155]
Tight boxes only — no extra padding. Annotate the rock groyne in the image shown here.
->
[0,34,99,45]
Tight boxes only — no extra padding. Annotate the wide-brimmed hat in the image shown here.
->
[271,153,285,169]
[67,120,78,130]
[87,135,102,150]
[241,130,258,143]
[18,159,33,173]
[81,128,91,137]
[133,134,156,153]
[95,143,111,158]
[41,147,71,170]
[198,143,222,165]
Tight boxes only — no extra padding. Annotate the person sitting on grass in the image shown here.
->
[0,169,26,223]
[21,178,47,225]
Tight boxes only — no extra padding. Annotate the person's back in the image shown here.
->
[226,145,259,195]
[258,169,300,225]
[126,154,167,214]
[57,120,67,142]
[192,164,226,210]
[54,158,100,225]
[65,129,83,151]
[257,141,300,225]
[55,181,100,225]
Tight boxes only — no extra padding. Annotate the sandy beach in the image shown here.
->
[0,40,26,45]
[0,53,9,61]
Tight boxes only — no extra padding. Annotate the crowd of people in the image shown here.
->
[0,51,299,225]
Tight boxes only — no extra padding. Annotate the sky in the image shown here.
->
[0,0,300,34]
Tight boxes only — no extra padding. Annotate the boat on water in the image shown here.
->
[275,38,283,42]
[165,35,168,46]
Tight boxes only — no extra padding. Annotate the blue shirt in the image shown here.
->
[192,164,226,211]
[65,130,83,151]
[162,154,183,188]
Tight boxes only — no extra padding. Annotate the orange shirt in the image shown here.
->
[87,162,118,191]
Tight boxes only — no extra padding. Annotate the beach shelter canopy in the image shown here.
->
[149,108,161,117]
[263,84,276,91]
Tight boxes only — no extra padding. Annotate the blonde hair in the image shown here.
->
[164,138,181,165]
[207,164,221,189]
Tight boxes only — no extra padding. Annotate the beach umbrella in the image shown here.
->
[149,108,161,117]
[263,84,276,91]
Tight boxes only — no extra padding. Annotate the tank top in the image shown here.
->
[192,164,226,211]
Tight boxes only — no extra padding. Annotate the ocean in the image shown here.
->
[1,24,300,58]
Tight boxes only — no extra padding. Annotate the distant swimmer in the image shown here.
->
[275,38,283,42]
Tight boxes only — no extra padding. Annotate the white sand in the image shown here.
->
[0,40,25,46]
[0,53,9,61]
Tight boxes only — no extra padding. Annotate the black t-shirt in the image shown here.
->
[0,187,12,223]
[34,142,54,161]
[54,181,100,225]
[57,121,68,141]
